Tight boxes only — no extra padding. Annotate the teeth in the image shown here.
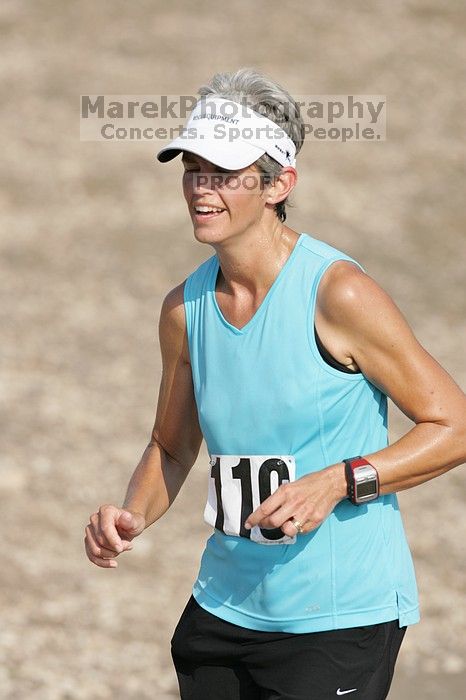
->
[195,206,224,213]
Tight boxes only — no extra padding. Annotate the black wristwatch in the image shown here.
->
[344,456,379,505]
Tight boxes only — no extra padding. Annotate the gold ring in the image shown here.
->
[291,518,303,534]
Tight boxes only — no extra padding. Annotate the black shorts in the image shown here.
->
[171,596,407,700]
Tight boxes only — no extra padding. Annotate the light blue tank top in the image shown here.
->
[183,232,420,632]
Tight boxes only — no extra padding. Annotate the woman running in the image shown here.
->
[84,68,466,700]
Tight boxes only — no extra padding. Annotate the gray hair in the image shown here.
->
[197,68,305,222]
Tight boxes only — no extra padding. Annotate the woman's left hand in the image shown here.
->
[244,464,347,537]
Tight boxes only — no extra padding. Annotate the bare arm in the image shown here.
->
[246,261,466,536]
[122,281,204,525]
[85,282,203,567]
[317,261,466,497]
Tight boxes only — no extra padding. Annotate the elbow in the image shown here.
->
[441,417,466,468]
[457,423,466,466]
[149,437,180,465]
[149,436,195,472]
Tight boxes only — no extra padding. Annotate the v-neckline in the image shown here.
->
[211,233,305,335]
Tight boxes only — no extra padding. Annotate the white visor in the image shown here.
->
[156,97,296,170]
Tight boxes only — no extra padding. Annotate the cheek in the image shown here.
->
[221,190,264,218]
[183,188,194,211]
[182,174,193,198]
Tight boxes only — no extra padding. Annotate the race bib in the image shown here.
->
[204,454,297,545]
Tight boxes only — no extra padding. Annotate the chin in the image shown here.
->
[191,224,229,244]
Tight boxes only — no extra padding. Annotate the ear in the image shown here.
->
[264,167,298,206]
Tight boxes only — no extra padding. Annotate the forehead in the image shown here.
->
[181,152,208,165]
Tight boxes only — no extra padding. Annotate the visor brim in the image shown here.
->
[156,138,266,171]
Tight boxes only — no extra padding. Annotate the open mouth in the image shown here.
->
[193,205,226,219]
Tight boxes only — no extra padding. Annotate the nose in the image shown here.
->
[192,172,215,194]
[192,172,227,194]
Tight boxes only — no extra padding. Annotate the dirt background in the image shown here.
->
[1,0,465,698]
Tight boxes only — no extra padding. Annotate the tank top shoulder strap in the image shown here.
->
[183,253,217,336]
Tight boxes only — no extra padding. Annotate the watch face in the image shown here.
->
[356,480,378,498]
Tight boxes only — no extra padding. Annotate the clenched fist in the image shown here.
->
[84,505,146,568]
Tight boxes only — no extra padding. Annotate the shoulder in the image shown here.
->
[317,260,401,329]
[160,281,186,325]
[159,282,189,361]
[316,259,417,381]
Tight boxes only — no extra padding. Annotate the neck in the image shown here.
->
[213,222,300,296]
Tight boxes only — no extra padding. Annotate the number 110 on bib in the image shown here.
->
[204,455,297,545]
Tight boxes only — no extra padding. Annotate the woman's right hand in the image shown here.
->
[84,505,146,568]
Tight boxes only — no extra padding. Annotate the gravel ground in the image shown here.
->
[1,1,465,698]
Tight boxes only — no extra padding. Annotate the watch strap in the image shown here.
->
[344,456,378,504]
